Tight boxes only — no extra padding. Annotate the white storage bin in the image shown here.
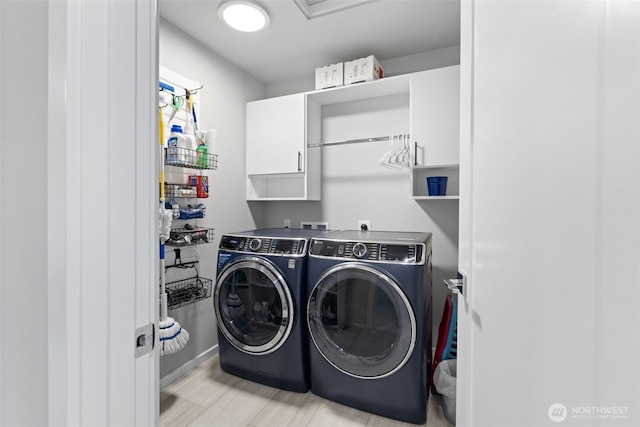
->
[315,62,344,89]
[344,55,384,85]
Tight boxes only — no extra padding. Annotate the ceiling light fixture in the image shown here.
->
[218,0,270,32]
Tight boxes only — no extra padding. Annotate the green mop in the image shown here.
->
[159,106,189,355]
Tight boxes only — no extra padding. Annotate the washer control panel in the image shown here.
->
[310,239,422,264]
[219,235,306,256]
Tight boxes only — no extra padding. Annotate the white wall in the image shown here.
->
[266,45,461,98]
[382,46,461,78]
[0,1,49,425]
[159,19,265,381]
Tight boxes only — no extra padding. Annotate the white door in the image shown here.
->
[47,1,158,425]
[458,1,640,426]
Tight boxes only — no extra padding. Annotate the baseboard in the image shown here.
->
[160,345,219,389]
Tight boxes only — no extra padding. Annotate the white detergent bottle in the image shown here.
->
[206,129,217,168]
[166,124,184,165]
[183,122,197,166]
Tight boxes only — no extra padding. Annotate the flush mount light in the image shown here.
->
[218,0,270,32]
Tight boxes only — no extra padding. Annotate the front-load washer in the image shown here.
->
[214,228,332,392]
[306,230,432,424]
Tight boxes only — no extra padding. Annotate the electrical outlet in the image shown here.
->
[357,220,371,231]
[314,222,329,230]
[284,219,291,228]
[300,221,314,230]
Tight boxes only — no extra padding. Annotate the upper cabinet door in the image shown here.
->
[246,93,306,175]
[410,65,460,167]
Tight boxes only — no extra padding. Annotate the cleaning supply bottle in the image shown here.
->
[206,129,217,154]
[196,130,208,168]
[166,124,184,165]
[183,122,197,166]
[205,129,217,168]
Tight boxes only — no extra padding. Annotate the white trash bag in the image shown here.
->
[434,359,457,425]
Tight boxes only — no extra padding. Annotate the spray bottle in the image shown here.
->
[196,130,208,168]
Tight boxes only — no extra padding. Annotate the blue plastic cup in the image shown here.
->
[426,176,448,196]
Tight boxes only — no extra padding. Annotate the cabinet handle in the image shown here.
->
[297,151,302,172]
[414,141,418,166]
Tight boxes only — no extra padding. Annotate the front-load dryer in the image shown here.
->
[214,228,332,392]
[306,230,433,424]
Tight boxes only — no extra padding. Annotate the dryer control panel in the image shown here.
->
[310,239,424,264]
[220,235,307,256]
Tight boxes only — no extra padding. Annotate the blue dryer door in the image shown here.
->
[215,256,294,354]
[307,263,416,379]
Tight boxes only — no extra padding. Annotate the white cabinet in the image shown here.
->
[244,68,459,201]
[246,93,305,175]
[410,65,460,199]
[410,65,460,167]
[246,93,320,200]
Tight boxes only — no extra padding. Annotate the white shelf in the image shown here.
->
[412,164,459,170]
[246,197,314,202]
[414,195,460,201]
[307,74,410,106]
[246,173,320,201]
[410,164,460,199]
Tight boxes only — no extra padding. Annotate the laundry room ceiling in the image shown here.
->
[158,0,460,85]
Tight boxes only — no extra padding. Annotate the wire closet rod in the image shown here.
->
[307,133,410,148]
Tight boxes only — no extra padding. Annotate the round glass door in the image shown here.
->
[307,263,416,379]
[215,256,293,354]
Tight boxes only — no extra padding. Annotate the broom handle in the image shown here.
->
[160,243,168,321]
[159,107,169,322]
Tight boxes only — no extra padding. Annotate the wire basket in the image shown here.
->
[165,227,214,247]
[165,183,198,198]
[165,147,218,170]
[165,276,213,310]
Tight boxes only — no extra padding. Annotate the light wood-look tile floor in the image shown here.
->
[160,355,454,427]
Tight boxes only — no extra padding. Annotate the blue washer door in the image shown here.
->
[307,262,416,379]
[215,256,294,355]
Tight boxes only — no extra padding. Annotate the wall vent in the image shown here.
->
[293,0,378,19]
